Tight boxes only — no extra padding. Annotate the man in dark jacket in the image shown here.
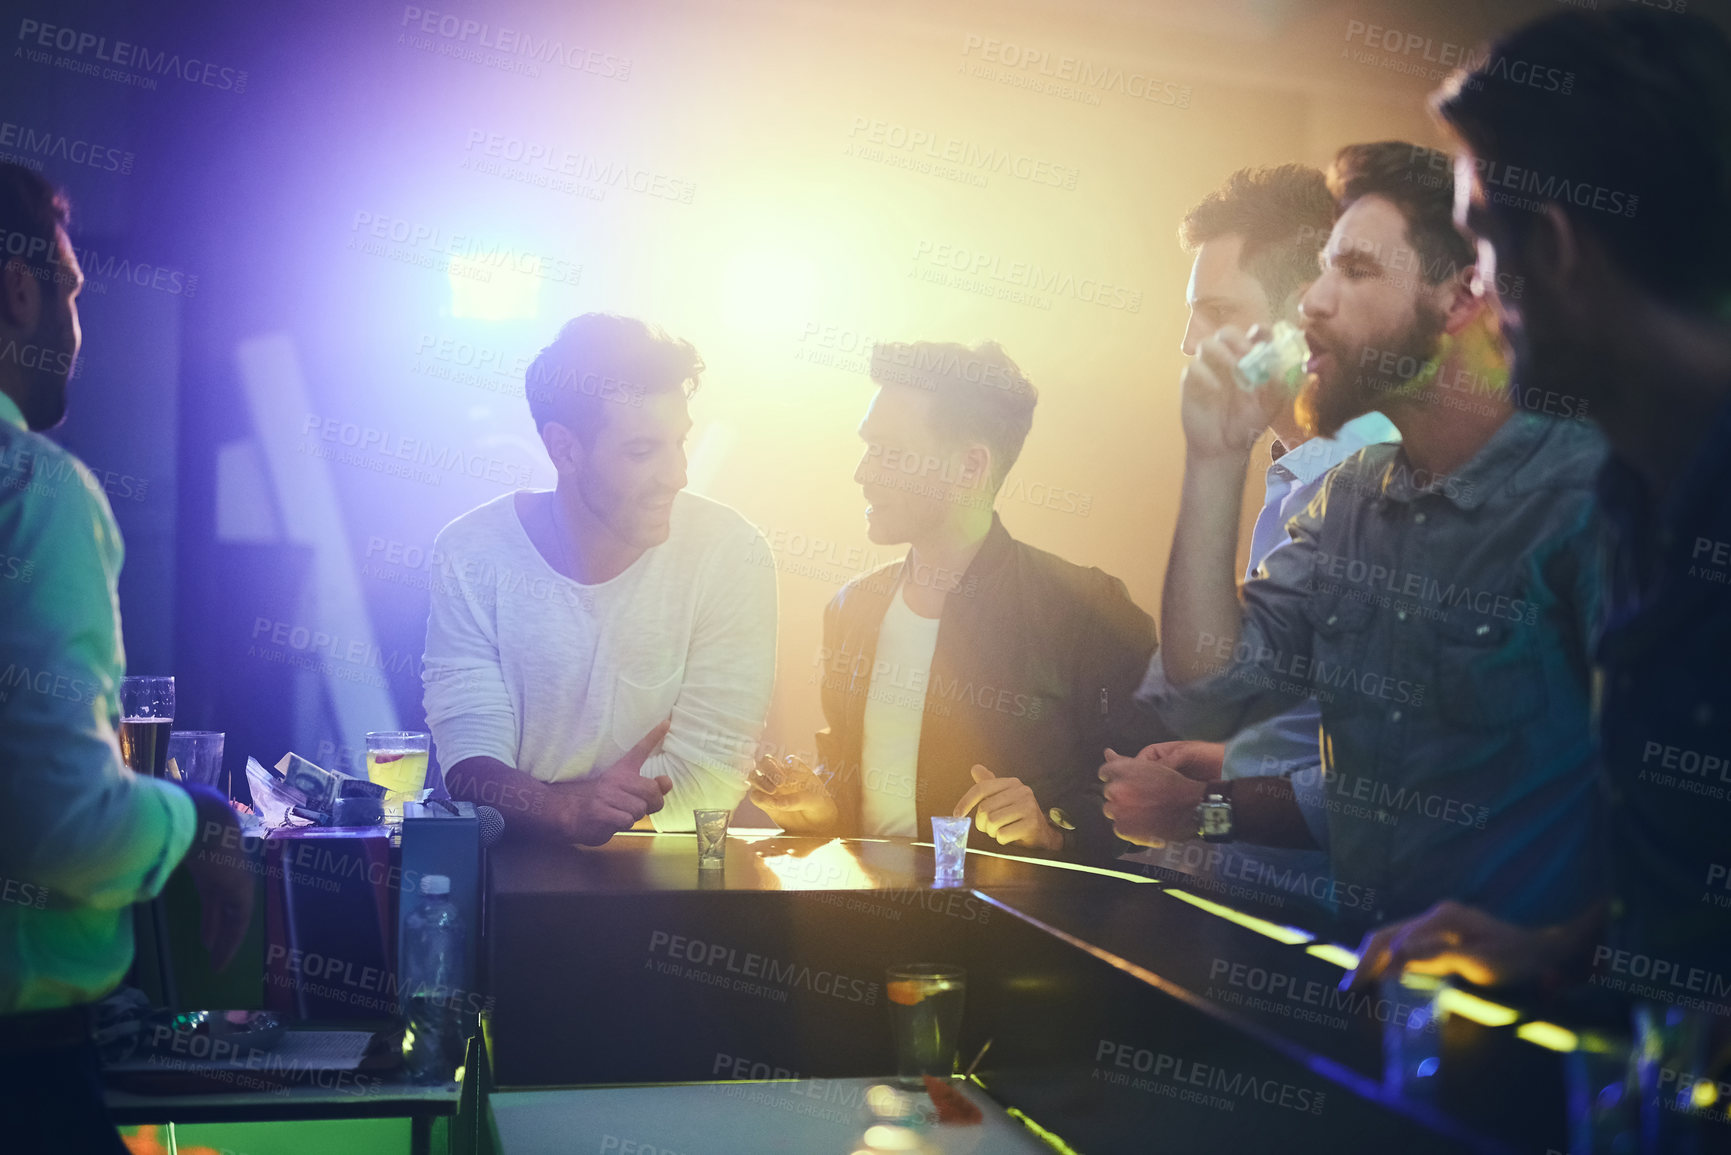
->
[750,339,1164,864]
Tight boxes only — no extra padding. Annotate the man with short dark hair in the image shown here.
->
[424,313,776,845]
[0,163,252,1151]
[750,340,1161,863]
[1135,165,1397,916]
[1110,143,1608,933]
[1349,8,1731,996]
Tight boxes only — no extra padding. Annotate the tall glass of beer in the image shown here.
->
[119,676,174,778]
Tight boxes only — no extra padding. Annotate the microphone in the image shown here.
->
[475,804,505,849]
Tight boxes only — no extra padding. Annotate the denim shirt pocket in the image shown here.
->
[1302,568,1378,650]
[1432,616,1547,729]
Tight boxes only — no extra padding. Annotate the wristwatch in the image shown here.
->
[1197,780,1235,843]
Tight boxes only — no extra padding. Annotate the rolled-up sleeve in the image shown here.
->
[646,524,778,829]
[0,458,196,910]
[1140,486,1326,743]
[422,534,521,771]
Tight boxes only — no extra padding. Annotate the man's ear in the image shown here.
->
[958,443,994,492]
[539,420,585,476]
[1438,267,1484,337]
[0,257,42,331]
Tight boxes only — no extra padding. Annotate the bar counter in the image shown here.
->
[486,830,1580,1154]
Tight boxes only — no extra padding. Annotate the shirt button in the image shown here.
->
[1696,704,1714,725]
[1396,610,1408,622]
[1390,710,1403,722]
[1414,512,1427,525]
[1327,615,1338,626]
[1476,624,1490,636]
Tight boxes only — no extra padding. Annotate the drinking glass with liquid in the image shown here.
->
[886,964,966,1088]
[119,676,174,778]
[366,731,430,820]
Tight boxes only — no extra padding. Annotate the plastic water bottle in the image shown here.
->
[401,874,467,1084]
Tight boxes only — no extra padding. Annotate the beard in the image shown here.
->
[16,303,75,432]
[1297,301,1447,439]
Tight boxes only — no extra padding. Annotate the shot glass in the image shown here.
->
[930,816,971,878]
[167,730,225,789]
[1381,974,1445,1101]
[694,808,730,869]
[886,964,966,1088]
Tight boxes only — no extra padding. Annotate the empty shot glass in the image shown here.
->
[694,808,730,869]
[930,816,971,878]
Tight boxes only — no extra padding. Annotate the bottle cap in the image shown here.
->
[420,874,451,895]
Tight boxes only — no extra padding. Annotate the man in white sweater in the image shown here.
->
[423,314,776,844]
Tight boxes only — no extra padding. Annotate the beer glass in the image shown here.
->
[119,676,174,778]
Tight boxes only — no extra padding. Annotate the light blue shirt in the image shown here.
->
[0,391,195,1014]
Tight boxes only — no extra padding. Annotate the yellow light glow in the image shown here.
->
[1515,1022,1580,1053]
[758,838,877,890]
[1305,943,1361,970]
[942,844,1157,883]
[720,250,821,338]
[860,1124,923,1151]
[1691,1079,1719,1110]
[1005,1108,1084,1155]
[447,254,542,320]
[1163,889,1313,945]
[1433,987,1519,1027]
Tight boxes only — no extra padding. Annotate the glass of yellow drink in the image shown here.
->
[366,730,430,821]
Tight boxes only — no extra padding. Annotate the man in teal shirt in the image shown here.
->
[0,163,252,1150]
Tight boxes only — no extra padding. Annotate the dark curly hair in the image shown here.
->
[1326,141,1476,287]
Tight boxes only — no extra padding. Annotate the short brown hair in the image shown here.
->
[525,314,703,443]
[1327,142,1476,286]
[1180,165,1337,310]
[869,340,1037,492]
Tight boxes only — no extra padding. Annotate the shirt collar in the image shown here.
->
[1268,411,1400,490]
[0,392,25,432]
[1380,411,1547,510]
